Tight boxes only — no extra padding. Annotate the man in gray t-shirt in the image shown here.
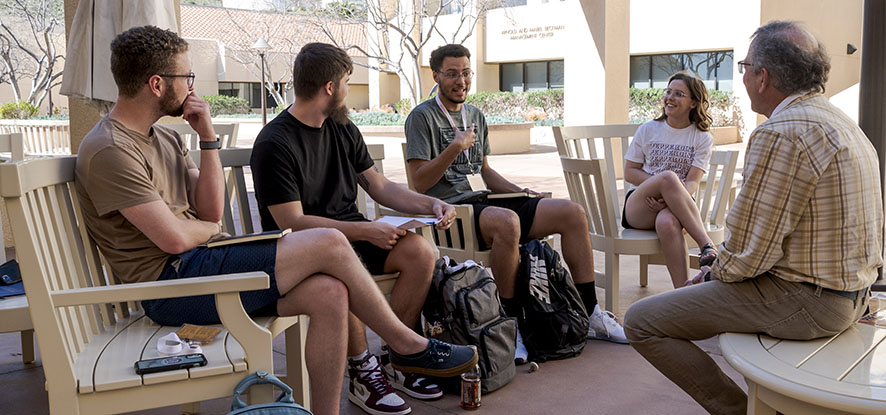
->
[405,44,628,346]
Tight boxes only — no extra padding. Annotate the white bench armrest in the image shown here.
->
[50,272,269,307]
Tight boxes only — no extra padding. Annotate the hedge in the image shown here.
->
[0,101,39,119]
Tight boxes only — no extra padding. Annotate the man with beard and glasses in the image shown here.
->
[250,42,460,415]
[75,27,477,415]
[405,44,629,352]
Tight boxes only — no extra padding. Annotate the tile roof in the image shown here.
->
[180,4,367,56]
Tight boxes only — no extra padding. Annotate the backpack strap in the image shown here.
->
[231,370,295,410]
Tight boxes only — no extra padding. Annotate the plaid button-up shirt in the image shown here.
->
[713,93,883,291]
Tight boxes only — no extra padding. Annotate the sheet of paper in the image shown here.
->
[375,216,438,229]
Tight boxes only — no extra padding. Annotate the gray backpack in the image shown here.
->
[422,257,516,393]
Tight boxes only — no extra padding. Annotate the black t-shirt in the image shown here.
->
[250,109,375,231]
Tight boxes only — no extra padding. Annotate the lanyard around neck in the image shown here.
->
[434,94,475,173]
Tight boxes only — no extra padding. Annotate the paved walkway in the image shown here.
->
[0,129,749,414]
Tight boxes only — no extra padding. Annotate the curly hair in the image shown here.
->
[110,26,189,98]
[749,21,830,94]
[429,44,471,72]
[293,43,353,99]
[655,71,713,132]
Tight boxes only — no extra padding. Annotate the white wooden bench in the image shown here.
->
[0,120,71,155]
[1,153,309,414]
[720,323,886,414]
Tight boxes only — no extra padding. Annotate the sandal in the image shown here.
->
[699,242,717,267]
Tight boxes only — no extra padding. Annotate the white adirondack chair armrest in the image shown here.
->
[50,272,269,307]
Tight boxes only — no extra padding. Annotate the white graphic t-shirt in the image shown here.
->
[624,119,713,190]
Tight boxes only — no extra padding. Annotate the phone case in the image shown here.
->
[134,353,207,375]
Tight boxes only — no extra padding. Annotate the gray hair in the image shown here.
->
[749,20,830,94]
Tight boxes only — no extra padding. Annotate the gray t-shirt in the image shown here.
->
[404,99,491,203]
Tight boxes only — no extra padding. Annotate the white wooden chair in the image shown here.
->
[553,124,739,212]
[163,123,240,149]
[0,132,32,364]
[0,152,310,414]
[560,152,737,313]
[0,120,71,155]
[400,143,491,265]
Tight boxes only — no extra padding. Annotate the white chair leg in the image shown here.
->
[604,252,620,313]
[179,402,200,414]
[20,329,35,363]
[746,380,777,415]
[285,316,311,410]
[639,255,649,287]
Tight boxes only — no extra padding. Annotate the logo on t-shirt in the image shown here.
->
[646,143,694,179]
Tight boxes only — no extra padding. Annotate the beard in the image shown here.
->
[324,88,350,124]
[439,86,466,104]
[160,86,185,117]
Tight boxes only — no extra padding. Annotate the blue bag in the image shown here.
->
[228,371,312,415]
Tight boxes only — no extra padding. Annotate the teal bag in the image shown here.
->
[228,371,312,415]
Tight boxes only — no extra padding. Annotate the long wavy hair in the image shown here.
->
[655,71,712,132]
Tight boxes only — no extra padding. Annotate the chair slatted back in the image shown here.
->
[190,148,257,235]
[0,133,25,161]
[0,156,126,385]
[163,123,240,149]
[696,150,739,227]
[559,157,620,239]
[357,144,385,219]
[553,124,639,222]
[0,123,70,155]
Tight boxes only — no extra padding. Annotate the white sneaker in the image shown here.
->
[588,304,629,344]
[515,327,529,364]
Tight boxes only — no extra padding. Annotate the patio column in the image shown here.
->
[860,0,886,284]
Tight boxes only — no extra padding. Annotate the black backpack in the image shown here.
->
[517,240,589,362]
[422,257,516,393]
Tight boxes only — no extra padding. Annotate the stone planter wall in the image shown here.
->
[711,126,741,145]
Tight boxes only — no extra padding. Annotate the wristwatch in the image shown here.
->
[199,138,221,150]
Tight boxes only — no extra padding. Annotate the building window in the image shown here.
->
[218,81,281,109]
[499,60,564,92]
[630,51,733,91]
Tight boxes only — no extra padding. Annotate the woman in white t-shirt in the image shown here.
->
[622,71,716,288]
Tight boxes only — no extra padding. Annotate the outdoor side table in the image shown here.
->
[719,323,886,414]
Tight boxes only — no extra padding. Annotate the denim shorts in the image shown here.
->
[141,240,281,326]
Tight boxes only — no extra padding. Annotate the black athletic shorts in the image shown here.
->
[467,193,543,251]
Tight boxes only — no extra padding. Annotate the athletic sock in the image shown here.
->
[500,296,522,319]
[347,349,370,366]
[575,281,598,314]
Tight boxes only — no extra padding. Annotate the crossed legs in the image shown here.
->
[271,228,430,415]
[346,232,435,355]
[624,171,713,286]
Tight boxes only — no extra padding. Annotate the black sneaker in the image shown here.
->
[388,338,478,378]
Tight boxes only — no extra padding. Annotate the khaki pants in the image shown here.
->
[623,273,868,415]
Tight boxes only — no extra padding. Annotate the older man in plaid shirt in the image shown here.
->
[623,20,883,415]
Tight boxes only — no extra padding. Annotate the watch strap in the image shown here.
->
[199,138,222,150]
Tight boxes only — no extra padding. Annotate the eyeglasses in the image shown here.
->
[158,72,196,88]
[663,88,688,99]
[737,60,755,74]
[436,70,474,81]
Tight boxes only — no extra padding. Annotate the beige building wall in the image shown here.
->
[760,0,863,97]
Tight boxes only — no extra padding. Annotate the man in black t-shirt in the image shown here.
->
[251,43,458,415]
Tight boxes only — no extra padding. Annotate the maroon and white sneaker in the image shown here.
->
[348,354,411,415]
[381,346,443,400]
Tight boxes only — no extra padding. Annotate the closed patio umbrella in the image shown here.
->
[60,0,178,113]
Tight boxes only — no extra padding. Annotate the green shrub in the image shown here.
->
[0,100,39,119]
[395,98,413,117]
[484,114,526,125]
[349,112,406,126]
[628,87,744,133]
[464,89,564,121]
[204,95,251,116]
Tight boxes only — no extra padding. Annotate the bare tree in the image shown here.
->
[317,0,495,105]
[219,8,301,108]
[0,0,64,110]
